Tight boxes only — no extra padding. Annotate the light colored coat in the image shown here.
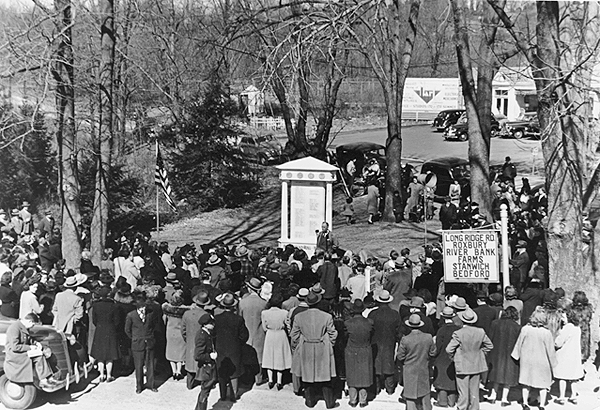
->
[52,289,84,334]
[446,324,493,375]
[397,328,436,399]
[181,306,209,373]
[291,308,338,383]
[19,290,43,319]
[511,325,557,389]
[239,292,267,365]
[554,323,584,380]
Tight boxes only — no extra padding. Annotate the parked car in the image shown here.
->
[501,112,538,139]
[420,157,470,201]
[432,109,465,132]
[0,318,89,409]
[238,134,283,165]
[443,113,501,141]
[332,142,386,196]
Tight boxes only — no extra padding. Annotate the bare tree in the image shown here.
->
[347,0,422,221]
[90,0,115,263]
[490,0,600,294]
[54,0,83,268]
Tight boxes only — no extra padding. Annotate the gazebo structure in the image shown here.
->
[276,157,338,255]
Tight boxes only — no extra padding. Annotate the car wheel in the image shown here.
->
[458,133,468,141]
[0,375,37,410]
[513,130,524,139]
[491,128,499,138]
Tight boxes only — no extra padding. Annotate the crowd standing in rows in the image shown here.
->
[0,155,595,410]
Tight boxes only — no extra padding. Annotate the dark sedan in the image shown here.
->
[432,109,465,132]
[444,113,500,141]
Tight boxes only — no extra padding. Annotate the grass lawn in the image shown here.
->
[155,167,443,261]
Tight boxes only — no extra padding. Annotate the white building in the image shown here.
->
[492,66,600,121]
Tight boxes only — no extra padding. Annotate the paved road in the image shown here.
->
[26,366,600,410]
[329,124,542,169]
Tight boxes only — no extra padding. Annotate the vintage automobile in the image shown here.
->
[420,157,471,201]
[332,142,386,196]
[0,318,88,409]
[444,113,501,141]
[432,109,465,132]
[501,113,539,139]
[237,134,284,165]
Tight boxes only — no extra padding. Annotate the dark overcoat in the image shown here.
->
[214,310,249,379]
[194,328,215,366]
[4,321,36,383]
[181,306,209,373]
[290,308,338,383]
[368,304,401,375]
[383,269,412,311]
[396,329,436,399]
[433,321,460,391]
[91,298,120,361]
[487,317,520,386]
[124,307,158,352]
[344,315,374,388]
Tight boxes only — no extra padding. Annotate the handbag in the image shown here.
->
[196,362,216,382]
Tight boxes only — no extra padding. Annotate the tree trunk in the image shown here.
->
[534,1,586,293]
[91,0,115,264]
[451,0,500,221]
[382,0,421,222]
[54,0,82,269]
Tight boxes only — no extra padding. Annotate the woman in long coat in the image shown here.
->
[486,306,521,406]
[261,293,292,389]
[91,286,120,382]
[433,307,460,407]
[554,309,584,405]
[344,300,374,407]
[511,306,556,409]
[162,290,190,380]
[366,184,379,224]
[114,283,135,374]
[214,293,249,401]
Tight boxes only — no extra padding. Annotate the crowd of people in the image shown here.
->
[0,203,596,410]
[0,155,596,410]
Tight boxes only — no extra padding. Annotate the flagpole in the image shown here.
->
[156,139,160,239]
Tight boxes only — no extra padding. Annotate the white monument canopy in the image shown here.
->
[277,157,338,255]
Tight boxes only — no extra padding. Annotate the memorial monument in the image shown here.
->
[276,156,338,255]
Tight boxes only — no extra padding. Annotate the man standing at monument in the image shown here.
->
[316,222,338,255]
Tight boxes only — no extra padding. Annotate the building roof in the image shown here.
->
[276,156,338,172]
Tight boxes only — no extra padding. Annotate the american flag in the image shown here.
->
[155,144,177,211]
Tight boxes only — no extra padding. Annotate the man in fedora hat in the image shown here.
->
[214,293,249,402]
[291,291,338,409]
[239,277,268,385]
[384,258,413,311]
[182,290,214,389]
[125,292,161,393]
[203,254,225,289]
[400,296,435,336]
[233,245,254,279]
[510,240,530,291]
[397,314,436,410]
[287,287,310,395]
[446,309,493,410]
[18,202,33,236]
[345,299,374,407]
[52,275,84,334]
[433,307,461,408]
[369,290,401,395]
[37,210,54,238]
[9,209,23,237]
